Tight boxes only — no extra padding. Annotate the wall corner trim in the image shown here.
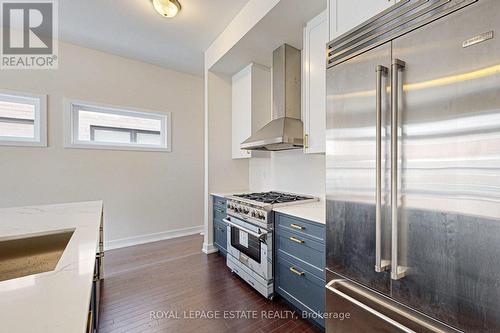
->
[202,242,219,254]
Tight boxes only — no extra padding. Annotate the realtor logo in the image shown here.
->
[1,0,58,69]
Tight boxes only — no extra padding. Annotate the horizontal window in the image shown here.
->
[64,100,171,152]
[0,90,47,147]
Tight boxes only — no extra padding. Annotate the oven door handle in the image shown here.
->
[223,218,268,239]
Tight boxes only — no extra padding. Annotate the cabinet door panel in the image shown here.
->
[304,11,328,154]
[232,66,252,159]
[391,1,500,331]
[326,41,392,295]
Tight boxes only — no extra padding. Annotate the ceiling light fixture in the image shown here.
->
[152,0,181,18]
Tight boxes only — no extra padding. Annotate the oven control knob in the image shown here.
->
[238,207,243,213]
[259,212,265,220]
[251,211,256,217]
[243,208,249,214]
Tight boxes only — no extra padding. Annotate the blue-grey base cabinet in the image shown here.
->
[212,195,227,255]
[275,212,325,328]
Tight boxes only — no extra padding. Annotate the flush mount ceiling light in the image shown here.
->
[152,0,181,18]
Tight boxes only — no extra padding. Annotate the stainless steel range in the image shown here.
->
[224,191,318,298]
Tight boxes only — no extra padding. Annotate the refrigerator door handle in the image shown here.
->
[326,279,417,333]
[375,65,390,273]
[391,59,408,280]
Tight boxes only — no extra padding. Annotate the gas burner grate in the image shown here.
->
[234,191,312,204]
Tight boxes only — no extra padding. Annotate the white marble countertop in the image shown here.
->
[0,201,103,333]
[273,201,326,224]
[210,190,250,198]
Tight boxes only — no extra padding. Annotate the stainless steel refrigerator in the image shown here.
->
[325,0,500,332]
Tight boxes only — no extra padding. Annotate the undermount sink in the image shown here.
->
[0,230,75,283]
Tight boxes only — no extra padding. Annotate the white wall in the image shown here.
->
[203,0,326,255]
[250,151,325,200]
[208,71,249,194]
[202,71,249,253]
[202,0,280,253]
[205,0,280,69]
[0,41,204,249]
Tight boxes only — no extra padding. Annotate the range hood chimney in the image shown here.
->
[240,44,303,151]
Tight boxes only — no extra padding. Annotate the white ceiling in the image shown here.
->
[211,0,327,76]
[59,0,250,76]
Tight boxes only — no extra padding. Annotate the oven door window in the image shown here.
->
[230,226,261,263]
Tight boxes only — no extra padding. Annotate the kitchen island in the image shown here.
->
[0,201,103,333]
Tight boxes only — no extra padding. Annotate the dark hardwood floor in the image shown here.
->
[98,234,323,333]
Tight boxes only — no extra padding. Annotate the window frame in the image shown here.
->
[0,89,47,147]
[64,99,172,152]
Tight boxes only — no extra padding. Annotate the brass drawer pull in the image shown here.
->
[290,223,304,230]
[290,236,304,244]
[290,266,305,276]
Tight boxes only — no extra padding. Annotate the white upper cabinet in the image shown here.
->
[231,63,271,159]
[329,0,396,40]
[302,10,328,154]
[232,66,251,159]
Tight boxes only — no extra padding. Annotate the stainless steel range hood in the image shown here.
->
[240,44,303,151]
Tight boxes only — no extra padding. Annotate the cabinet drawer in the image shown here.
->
[275,213,325,243]
[276,256,325,327]
[276,227,325,276]
[214,220,227,252]
[213,196,227,210]
[213,207,226,222]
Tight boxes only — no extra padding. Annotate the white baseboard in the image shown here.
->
[105,225,204,251]
[202,242,218,254]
